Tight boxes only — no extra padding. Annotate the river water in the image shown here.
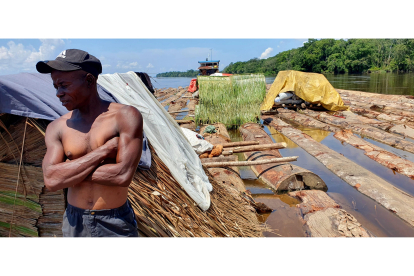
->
[152,73,414,95]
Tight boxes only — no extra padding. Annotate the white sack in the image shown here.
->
[181,127,214,155]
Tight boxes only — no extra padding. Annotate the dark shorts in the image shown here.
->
[62,200,138,237]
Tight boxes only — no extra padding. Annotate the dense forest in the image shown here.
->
[156,69,198,77]
[222,39,414,75]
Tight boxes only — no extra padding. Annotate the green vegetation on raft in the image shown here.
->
[222,39,414,75]
[195,74,266,129]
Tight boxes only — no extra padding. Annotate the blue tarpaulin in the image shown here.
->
[0,72,151,169]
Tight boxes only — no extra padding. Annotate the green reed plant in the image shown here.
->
[195,74,266,128]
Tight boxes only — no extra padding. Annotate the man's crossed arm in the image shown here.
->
[42,106,143,192]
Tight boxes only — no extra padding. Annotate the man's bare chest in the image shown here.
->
[61,117,118,160]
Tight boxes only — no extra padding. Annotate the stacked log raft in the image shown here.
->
[276,108,414,179]
[155,86,197,130]
[262,115,414,227]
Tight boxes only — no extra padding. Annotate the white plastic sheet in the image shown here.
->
[181,127,214,155]
[97,72,212,211]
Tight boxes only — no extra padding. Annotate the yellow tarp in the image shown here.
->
[261,70,348,111]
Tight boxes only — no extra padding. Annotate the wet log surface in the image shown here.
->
[263,115,414,227]
[289,190,372,237]
[239,123,326,192]
[277,109,414,180]
[301,109,414,154]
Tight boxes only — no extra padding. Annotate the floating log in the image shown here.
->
[263,115,414,227]
[301,109,414,154]
[276,109,414,180]
[175,119,194,124]
[199,123,230,139]
[168,110,188,114]
[338,89,414,105]
[289,190,372,237]
[239,123,326,191]
[202,156,298,168]
[221,141,259,148]
[338,89,414,113]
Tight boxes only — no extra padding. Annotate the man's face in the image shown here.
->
[51,70,89,111]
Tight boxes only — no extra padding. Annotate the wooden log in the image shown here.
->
[337,89,414,105]
[301,109,414,154]
[168,110,188,114]
[224,142,287,153]
[221,141,259,148]
[202,156,298,168]
[175,119,194,124]
[289,190,372,237]
[262,115,414,227]
[276,109,414,180]
[199,123,230,139]
[161,89,187,107]
[348,101,414,123]
[338,89,414,113]
[239,123,326,192]
[200,156,239,164]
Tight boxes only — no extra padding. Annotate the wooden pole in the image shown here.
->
[202,156,298,168]
[223,142,287,154]
[221,141,259,148]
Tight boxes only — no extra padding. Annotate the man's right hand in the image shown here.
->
[103,136,119,159]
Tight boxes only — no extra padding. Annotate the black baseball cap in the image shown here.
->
[36,49,102,78]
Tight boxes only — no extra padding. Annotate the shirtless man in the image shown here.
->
[36,49,143,237]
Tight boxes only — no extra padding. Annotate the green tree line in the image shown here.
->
[222,39,414,75]
[156,69,198,77]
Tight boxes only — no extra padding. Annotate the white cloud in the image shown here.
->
[116,61,140,69]
[146,63,154,68]
[260,47,273,59]
[102,64,111,68]
[0,39,65,74]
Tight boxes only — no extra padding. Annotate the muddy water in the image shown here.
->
[265,125,414,237]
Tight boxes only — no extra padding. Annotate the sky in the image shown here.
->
[0,39,307,76]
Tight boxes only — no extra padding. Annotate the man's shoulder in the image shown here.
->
[49,112,72,128]
[45,112,72,138]
[109,103,142,119]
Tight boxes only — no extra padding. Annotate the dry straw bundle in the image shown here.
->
[1,114,264,237]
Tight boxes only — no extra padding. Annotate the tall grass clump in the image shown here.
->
[195,74,266,128]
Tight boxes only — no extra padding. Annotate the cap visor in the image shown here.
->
[36,60,81,74]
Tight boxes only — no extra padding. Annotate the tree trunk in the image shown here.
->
[289,190,372,237]
[239,123,326,192]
